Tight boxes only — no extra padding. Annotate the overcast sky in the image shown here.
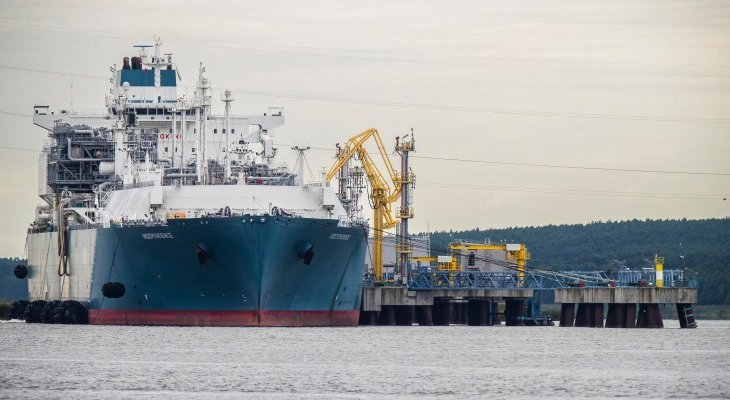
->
[0,0,728,257]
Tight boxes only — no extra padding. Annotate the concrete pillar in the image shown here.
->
[489,301,501,326]
[625,303,636,328]
[592,304,604,328]
[358,311,380,326]
[606,304,636,328]
[432,301,452,326]
[606,304,622,328]
[452,302,467,325]
[416,305,433,326]
[467,299,489,326]
[559,303,575,327]
[676,304,697,328]
[574,303,590,327]
[505,299,526,326]
[378,305,396,326]
[637,304,663,328]
[394,306,415,326]
[574,303,604,328]
[605,303,617,327]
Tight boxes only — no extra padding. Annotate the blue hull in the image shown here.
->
[85,216,366,326]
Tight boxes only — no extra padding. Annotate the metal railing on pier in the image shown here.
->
[363,269,696,290]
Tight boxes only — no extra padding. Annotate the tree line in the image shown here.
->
[426,218,730,304]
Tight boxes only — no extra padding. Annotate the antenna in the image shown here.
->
[292,145,311,185]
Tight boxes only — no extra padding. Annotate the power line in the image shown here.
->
[0,145,37,153]
[2,20,729,79]
[412,155,730,177]
[418,182,726,200]
[223,87,730,124]
[0,64,105,80]
[0,110,30,118]
[280,142,730,177]
[2,63,729,124]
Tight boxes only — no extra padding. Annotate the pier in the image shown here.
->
[555,287,698,328]
[359,286,534,326]
[357,268,698,328]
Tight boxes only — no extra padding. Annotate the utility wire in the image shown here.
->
[221,87,730,124]
[412,156,730,177]
[0,110,30,118]
[1,20,729,79]
[281,142,730,177]
[418,182,726,200]
[0,145,37,153]
[1,63,729,124]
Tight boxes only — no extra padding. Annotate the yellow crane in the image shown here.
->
[412,243,530,284]
[325,128,401,282]
[449,242,530,284]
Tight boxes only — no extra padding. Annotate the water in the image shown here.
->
[1,320,728,399]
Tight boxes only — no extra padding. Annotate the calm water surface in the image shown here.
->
[0,320,728,399]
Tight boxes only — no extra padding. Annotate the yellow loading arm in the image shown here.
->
[449,243,531,284]
[325,128,401,282]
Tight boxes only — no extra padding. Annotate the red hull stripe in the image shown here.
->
[88,309,359,327]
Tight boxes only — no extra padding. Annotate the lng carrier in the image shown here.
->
[22,39,367,326]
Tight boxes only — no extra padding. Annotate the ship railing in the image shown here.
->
[67,223,105,231]
[66,108,109,117]
[362,273,375,287]
[111,217,167,227]
[119,181,157,190]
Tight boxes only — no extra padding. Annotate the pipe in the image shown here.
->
[66,138,113,161]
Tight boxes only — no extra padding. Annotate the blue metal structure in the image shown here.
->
[365,268,696,290]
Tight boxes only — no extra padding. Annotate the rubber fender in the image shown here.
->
[8,300,29,320]
[40,300,62,324]
[24,300,46,323]
[62,300,88,324]
[102,282,126,298]
[14,265,28,279]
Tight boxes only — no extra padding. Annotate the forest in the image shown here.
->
[427,218,730,304]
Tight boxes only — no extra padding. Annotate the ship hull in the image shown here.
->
[27,216,366,326]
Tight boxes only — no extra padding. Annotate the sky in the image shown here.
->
[0,0,728,257]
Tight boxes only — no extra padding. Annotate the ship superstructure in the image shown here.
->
[25,39,367,326]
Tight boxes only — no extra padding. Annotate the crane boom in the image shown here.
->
[325,128,401,282]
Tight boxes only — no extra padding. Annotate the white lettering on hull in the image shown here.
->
[142,233,174,239]
[329,233,350,241]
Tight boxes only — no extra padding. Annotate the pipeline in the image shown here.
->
[66,138,113,161]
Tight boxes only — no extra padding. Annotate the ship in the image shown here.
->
[21,38,367,326]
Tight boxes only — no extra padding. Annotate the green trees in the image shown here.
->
[427,218,730,304]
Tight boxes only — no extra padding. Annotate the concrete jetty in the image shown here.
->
[360,286,534,326]
[555,287,698,328]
